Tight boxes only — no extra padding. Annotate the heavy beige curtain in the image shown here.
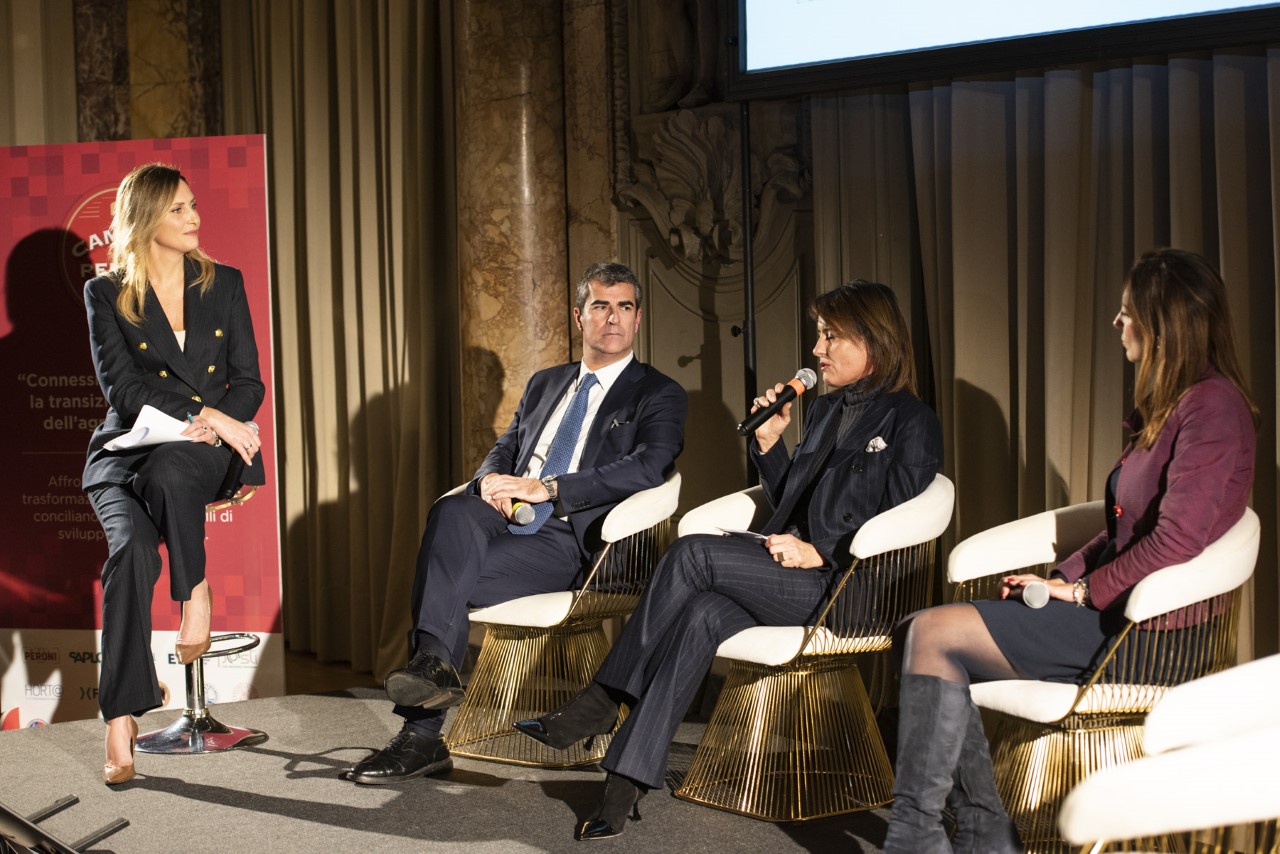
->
[221,0,457,676]
[814,48,1279,658]
[0,0,77,146]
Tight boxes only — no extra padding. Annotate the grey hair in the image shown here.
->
[574,262,642,311]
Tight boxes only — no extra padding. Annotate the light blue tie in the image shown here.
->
[508,372,598,535]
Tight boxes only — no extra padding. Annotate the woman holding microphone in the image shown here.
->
[515,280,943,840]
[883,248,1259,852]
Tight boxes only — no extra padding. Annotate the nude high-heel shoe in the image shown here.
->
[103,716,138,785]
[175,583,213,665]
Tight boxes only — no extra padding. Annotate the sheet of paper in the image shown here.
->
[103,405,193,451]
[718,527,767,541]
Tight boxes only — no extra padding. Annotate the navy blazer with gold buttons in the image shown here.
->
[82,261,265,490]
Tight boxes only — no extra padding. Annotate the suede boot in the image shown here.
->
[882,674,972,854]
[574,772,645,841]
[513,681,620,751]
[947,701,1021,854]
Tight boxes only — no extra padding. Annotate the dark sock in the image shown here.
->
[403,712,444,740]
[413,630,450,663]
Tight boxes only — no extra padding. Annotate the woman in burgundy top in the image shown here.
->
[883,248,1260,853]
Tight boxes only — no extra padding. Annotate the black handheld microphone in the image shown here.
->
[510,501,536,526]
[736,369,818,436]
[217,421,259,500]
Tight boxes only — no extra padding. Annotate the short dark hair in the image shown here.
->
[809,279,917,394]
[575,262,642,311]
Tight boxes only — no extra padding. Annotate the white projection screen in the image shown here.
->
[731,1,1280,98]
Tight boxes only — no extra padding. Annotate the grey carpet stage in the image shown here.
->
[1,687,890,853]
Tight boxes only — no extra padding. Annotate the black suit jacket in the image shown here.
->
[752,388,943,569]
[82,262,266,490]
[472,358,687,554]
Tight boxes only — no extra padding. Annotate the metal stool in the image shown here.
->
[136,633,268,754]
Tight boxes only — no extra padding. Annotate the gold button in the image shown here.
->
[208,365,216,373]
[138,342,148,350]
[191,395,203,402]
[158,370,168,378]
[215,329,224,337]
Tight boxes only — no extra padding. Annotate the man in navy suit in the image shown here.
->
[347,262,688,785]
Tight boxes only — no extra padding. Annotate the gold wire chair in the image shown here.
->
[443,471,680,767]
[672,474,955,822]
[949,505,1261,854]
[1059,654,1280,854]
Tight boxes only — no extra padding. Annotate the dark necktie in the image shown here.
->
[509,372,599,535]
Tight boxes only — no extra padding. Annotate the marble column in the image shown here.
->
[456,0,570,469]
[71,0,223,142]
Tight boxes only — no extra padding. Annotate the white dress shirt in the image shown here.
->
[522,353,634,481]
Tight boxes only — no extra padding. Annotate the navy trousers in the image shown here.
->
[595,533,832,789]
[398,494,586,724]
[88,441,227,720]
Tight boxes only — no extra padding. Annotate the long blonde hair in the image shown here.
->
[1126,248,1260,448]
[108,163,215,324]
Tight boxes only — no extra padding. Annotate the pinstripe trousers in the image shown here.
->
[88,442,227,721]
[595,533,832,789]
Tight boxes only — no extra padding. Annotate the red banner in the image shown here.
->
[0,136,282,726]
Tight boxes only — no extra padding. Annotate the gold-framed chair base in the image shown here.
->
[989,710,1180,854]
[673,656,893,822]
[444,620,620,767]
[1081,823,1279,854]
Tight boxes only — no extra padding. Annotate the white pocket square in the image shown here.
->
[865,436,888,453]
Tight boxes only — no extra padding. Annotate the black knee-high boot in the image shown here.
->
[947,701,1021,854]
[882,674,971,853]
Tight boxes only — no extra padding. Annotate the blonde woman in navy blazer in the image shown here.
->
[83,163,264,785]
[516,281,942,840]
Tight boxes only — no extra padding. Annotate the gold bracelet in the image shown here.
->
[1073,578,1089,607]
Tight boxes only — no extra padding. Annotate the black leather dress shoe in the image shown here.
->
[574,773,644,841]
[345,730,452,785]
[513,682,620,750]
[384,650,465,709]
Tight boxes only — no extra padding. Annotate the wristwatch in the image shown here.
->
[540,475,559,503]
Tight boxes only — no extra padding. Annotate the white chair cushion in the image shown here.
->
[601,472,682,543]
[1123,507,1259,623]
[970,680,1078,722]
[851,474,954,558]
[948,501,1105,583]
[439,481,469,500]
[1058,724,1280,844]
[714,625,841,666]
[969,680,1153,722]
[1143,652,1280,755]
[678,486,767,537]
[469,591,575,628]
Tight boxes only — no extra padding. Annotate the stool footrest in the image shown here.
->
[136,638,268,754]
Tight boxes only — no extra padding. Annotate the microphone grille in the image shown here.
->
[795,368,818,389]
[1023,581,1050,609]
[512,502,536,526]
